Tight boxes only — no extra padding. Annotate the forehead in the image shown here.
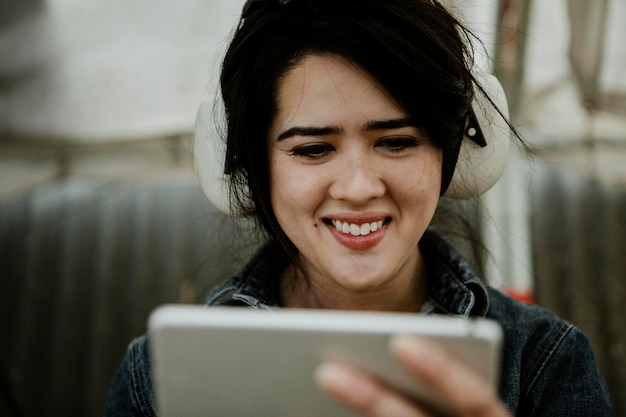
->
[272,54,406,129]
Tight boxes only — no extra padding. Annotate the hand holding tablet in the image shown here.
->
[315,335,510,417]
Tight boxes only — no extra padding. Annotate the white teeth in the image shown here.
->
[331,219,385,236]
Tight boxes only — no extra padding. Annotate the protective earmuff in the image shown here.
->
[194,72,510,214]
[194,99,231,214]
[443,72,510,199]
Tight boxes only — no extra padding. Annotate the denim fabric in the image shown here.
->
[103,229,613,416]
[103,333,155,417]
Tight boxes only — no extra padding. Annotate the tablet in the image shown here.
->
[148,305,502,417]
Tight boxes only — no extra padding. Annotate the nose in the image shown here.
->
[328,152,386,204]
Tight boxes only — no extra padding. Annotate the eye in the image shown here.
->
[375,136,419,153]
[289,143,335,160]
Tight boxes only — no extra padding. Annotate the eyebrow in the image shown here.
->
[276,117,420,141]
[277,126,341,141]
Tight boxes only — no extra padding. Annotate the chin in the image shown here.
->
[333,271,392,293]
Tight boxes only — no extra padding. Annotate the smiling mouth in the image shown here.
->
[325,218,391,236]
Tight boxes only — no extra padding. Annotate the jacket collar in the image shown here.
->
[206,228,489,317]
[418,229,489,318]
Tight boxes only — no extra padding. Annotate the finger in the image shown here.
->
[390,336,511,417]
[314,362,429,417]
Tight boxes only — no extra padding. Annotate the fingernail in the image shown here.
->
[314,362,354,391]
[389,335,430,361]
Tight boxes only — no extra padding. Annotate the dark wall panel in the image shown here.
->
[531,165,625,415]
[0,179,253,417]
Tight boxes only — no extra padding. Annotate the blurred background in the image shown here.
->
[1,0,625,415]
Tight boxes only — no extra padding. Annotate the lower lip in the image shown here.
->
[327,223,386,250]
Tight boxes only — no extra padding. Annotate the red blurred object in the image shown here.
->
[503,288,534,304]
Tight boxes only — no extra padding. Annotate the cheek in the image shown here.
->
[269,157,289,215]
[398,149,443,196]
[269,157,322,217]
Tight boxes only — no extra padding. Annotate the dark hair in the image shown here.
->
[220,0,480,261]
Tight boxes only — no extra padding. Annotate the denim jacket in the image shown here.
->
[103,229,613,416]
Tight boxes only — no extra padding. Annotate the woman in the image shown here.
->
[104,0,613,415]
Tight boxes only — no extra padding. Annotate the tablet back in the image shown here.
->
[149,305,502,417]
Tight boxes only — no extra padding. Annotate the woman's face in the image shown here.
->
[268,54,442,298]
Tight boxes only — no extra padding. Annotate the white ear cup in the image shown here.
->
[194,99,231,214]
[443,72,510,199]
[194,73,511,214]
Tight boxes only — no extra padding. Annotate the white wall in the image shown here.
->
[0,0,241,141]
[522,0,626,144]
